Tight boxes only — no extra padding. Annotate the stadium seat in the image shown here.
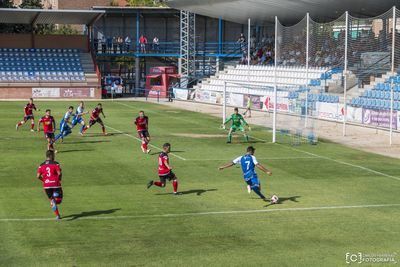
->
[0,48,85,83]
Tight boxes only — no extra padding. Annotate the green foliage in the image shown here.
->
[127,0,166,7]
[110,0,119,6]
[19,0,43,9]
[0,0,14,8]
[51,25,80,35]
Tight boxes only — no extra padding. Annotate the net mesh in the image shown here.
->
[348,9,394,85]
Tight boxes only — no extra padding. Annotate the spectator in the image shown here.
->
[139,35,148,53]
[106,37,112,53]
[93,38,99,53]
[237,33,246,52]
[153,36,159,52]
[125,36,131,52]
[113,37,118,53]
[101,36,106,53]
[117,36,123,53]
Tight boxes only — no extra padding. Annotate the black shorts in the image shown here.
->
[138,130,150,139]
[159,171,176,183]
[44,187,63,200]
[45,132,55,139]
[89,117,103,127]
[24,115,34,121]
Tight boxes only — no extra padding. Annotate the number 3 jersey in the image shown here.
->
[37,160,62,188]
[233,154,259,181]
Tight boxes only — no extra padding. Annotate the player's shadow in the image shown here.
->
[149,150,185,156]
[57,149,94,153]
[84,133,124,137]
[64,140,111,144]
[155,189,217,196]
[64,208,121,221]
[264,195,301,207]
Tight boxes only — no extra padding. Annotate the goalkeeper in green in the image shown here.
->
[223,107,250,143]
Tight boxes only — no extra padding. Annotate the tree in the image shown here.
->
[127,0,166,7]
[19,0,43,9]
[0,0,14,8]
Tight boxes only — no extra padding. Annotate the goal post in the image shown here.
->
[218,80,318,145]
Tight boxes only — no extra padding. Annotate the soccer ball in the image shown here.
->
[270,195,279,204]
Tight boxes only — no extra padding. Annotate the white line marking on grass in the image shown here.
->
[279,144,400,182]
[118,101,271,142]
[105,125,186,161]
[1,203,399,222]
[186,156,318,161]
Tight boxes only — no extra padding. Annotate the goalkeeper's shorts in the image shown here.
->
[230,125,245,132]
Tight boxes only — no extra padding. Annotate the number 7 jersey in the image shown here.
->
[233,154,259,180]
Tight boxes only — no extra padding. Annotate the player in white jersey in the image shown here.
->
[54,106,74,143]
[71,101,88,134]
[219,146,273,203]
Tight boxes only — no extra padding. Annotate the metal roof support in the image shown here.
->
[179,10,195,88]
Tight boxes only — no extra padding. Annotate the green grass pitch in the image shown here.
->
[0,100,399,266]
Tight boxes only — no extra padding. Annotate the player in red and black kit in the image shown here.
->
[82,103,107,135]
[135,111,151,154]
[16,98,38,132]
[37,150,63,220]
[38,109,56,152]
[147,143,179,194]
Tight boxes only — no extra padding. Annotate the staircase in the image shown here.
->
[80,53,100,87]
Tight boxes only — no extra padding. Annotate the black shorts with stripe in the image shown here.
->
[89,117,103,127]
[159,171,176,183]
[44,187,63,200]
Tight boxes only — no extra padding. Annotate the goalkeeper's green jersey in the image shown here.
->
[225,113,247,127]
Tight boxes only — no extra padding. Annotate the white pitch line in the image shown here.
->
[186,156,318,161]
[0,203,399,222]
[105,125,186,161]
[279,144,400,182]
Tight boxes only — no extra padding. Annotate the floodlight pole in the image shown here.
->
[272,16,278,143]
[223,80,227,126]
[343,11,349,137]
[390,80,394,145]
[391,6,396,74]
[305,13,310,128]
[247,18,251,81]
[390,7,396,145]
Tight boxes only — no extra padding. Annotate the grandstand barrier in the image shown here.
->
[0,86,101,99]
[174,86,398,133]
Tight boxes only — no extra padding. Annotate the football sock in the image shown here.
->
[227,134,232,142]
[80,125,85,133]
[244,134,249,142]
[54,133,62,141]
[172,180,178,193]
[17,121,23,127]
[31,122,35,129]
[154,181,164,187]
[102,126,106,134]
[143,143,148,150]
[51,200,60,217]
[64,129,72,137]
[252,187,266,199]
